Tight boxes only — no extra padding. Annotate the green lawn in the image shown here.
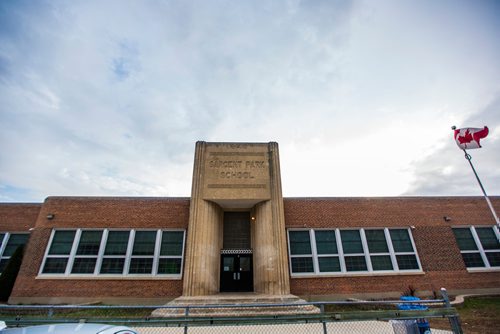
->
[429,295,500,334]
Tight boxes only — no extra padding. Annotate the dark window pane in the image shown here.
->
[223,257,235,271]
[390,229,414,252]
[289,231,312,255]
[42,258,68,274]
[49,231,76,255]
[318,257,341,272]
[291,257,314,273]
[476,228,500,250]
[100,258,125,274]
[371,255,393,270]
[129,258,153,274]
[105,231,130,255]
[461,253,485,267]
[341,230,363,254]
[452,229,478,251]
[315,230,337,254]
[158,258,182,274]
[239,256,251,272]
[160,231,184,256]
[485,252,500,267]
[3,234,29,256]
[345,256,367,271]
[396,255,419,270]
[0,233,6,250]
[71,258,97,274]
[76,231,102,255]
[365,230,389,253]
[132,231,156,256]
[0,259,8,273]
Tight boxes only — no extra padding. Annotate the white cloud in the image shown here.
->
[0,0,499,202]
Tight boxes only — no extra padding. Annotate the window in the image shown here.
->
[129,231,156,274]
[40,229,185,277]
[340,230,367,271]
[366,229,393,271]
[72,231,102,274]
[288,231,314,273]
[158,231,184,274]
[453,226,500,269]
[100,231,129,274]
[315,230,340,272]
[0,233,29,274]
[287,228,421,275]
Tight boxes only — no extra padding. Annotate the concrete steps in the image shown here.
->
[151,293,320,317]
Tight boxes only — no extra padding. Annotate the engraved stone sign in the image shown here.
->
[202,143,271,201]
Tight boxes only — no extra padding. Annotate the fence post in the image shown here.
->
[184,306,190,334]
[440,288,463,334]
[320,304,328,334]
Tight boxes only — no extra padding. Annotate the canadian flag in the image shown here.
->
[453,126,489,149]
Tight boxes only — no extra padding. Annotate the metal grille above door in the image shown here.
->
[223,212,251,249]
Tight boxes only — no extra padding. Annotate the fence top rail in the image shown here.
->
[0,299,446,310]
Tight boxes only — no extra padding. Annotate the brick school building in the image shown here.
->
[1,142,499,304]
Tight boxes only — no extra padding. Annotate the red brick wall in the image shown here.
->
[0,203,41,232]
[7,196,500,302]
[10,197,190,303]
[284,197,500,297]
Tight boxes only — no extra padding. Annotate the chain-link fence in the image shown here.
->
[0,289,463,334]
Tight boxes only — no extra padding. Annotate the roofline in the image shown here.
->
[44,196,191,201]
[283,196,500,200]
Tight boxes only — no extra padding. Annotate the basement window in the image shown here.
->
[39,229,185,277]
[287,228,421,276]
[452,226,500,269]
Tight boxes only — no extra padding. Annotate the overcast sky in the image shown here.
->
[1,0,499,203]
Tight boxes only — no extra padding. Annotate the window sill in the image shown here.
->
[466,267,500,273]
[291,271,425,278]
[36,275,182,280]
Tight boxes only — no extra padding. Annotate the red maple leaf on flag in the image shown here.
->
[457,129,473,144]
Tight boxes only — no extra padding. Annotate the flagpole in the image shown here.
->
[462,149,500,228]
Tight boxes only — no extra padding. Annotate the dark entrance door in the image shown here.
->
[220,254,253,292]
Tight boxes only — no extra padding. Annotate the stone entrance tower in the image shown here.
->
[182,142,290,296]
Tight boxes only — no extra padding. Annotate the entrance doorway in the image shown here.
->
[220,254,253,292]
[220,211,253,292]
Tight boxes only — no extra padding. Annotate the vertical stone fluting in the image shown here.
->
[182,142,223,296]
[252,142,290,295]
[269,142,291,295]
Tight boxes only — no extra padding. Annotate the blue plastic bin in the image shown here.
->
[398,296,431,334]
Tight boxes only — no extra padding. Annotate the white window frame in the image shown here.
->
[453,225,500,271]
[312,230,341,273]
[287,227,422,277]
[38,228,185,278]
[99,229,130,275]
[287,229,315,274]
[157,230,187,275]
[0,232,30,273]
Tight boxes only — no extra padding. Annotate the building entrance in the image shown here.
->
[220,253,253,292]
[220,211,253,292]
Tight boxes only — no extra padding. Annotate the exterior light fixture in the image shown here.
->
[46,213,55,220]
[443,216,451,222]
